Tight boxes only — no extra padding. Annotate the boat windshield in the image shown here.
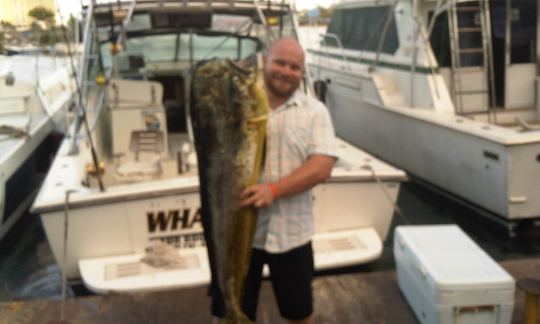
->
[98,32,261,74]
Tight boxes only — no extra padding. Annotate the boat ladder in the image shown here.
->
[447,0,496,119]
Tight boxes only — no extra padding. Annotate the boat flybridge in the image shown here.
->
[31,0,406,293]
[0,56,75,240]
[308,0,540,233]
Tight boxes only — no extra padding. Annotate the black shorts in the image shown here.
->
[211,241,314,321]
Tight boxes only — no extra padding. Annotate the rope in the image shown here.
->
[0,125,30,141]
[61,189,77,322]
[54,0,105,192]
[141,241,182,268]
[360,164,410,225]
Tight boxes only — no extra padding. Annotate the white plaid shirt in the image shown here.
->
[252,90,337,253]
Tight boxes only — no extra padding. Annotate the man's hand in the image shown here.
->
[241,184,275,208]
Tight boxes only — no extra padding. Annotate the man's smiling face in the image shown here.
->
[264,39,305,99]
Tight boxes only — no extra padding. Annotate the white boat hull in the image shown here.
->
[306,0,540,223]
[39,152,402,281]
[318,69,540,220]
[0,56,74,240]
[31,1,407,293]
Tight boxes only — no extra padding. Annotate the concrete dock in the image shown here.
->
[1,257,539,324]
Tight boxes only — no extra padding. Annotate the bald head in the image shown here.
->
[264,37,305,105]
[267,37,305,64]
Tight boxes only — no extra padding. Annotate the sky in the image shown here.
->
[54,0,83,21]
[295,0,335,10]
[55,0,335,19]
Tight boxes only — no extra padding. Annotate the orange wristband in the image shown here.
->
[267,183,279,200]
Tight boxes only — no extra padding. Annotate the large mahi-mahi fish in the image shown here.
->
[191,58,268,323]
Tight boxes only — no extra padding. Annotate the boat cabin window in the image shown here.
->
[429,12,451,68]
[506,1,537,64]
[99,33,261,73]
[429,9,484,68]
[325,6,399,54]
[429,0,537,67]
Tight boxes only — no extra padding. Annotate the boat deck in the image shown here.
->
[0,55,67,83]
[0,55,73,169]
[462,107,540,132]
[98,132,197,187]
[1,257,536,323]
[0,112,50,170]
[95,133,407,188]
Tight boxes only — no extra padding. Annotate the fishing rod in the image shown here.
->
[55,0,105,191]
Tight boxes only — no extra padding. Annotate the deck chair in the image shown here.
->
[116,130,165,180]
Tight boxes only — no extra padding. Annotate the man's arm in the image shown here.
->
[241,154,335,208]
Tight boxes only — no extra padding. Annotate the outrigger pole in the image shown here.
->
[56,0,105,191]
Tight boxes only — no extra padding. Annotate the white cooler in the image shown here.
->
[394,225,515,324]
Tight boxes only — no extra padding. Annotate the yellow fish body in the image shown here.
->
[191,58,268,323]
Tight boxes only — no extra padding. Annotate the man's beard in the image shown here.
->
[265,74,298,99]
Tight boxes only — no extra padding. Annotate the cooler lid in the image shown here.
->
[395,225,515,291]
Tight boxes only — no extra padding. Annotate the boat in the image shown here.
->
[31,0,406,293]
[307,0,540,233]
[0,55,75,240]
[4,45,44,56]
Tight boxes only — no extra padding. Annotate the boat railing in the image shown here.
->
[91,0,292,12]
[76,0,298,118]
[72,0,137,142]
[427,0,498,120]
[75,0,312,138]
[410,12,443,105]
[69,0,304,189]
[319,33,351,73]
[371,0,399,73]
[68,0,102,155]
[78,1,94,105]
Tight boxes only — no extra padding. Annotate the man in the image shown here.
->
[212,37,336,324]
